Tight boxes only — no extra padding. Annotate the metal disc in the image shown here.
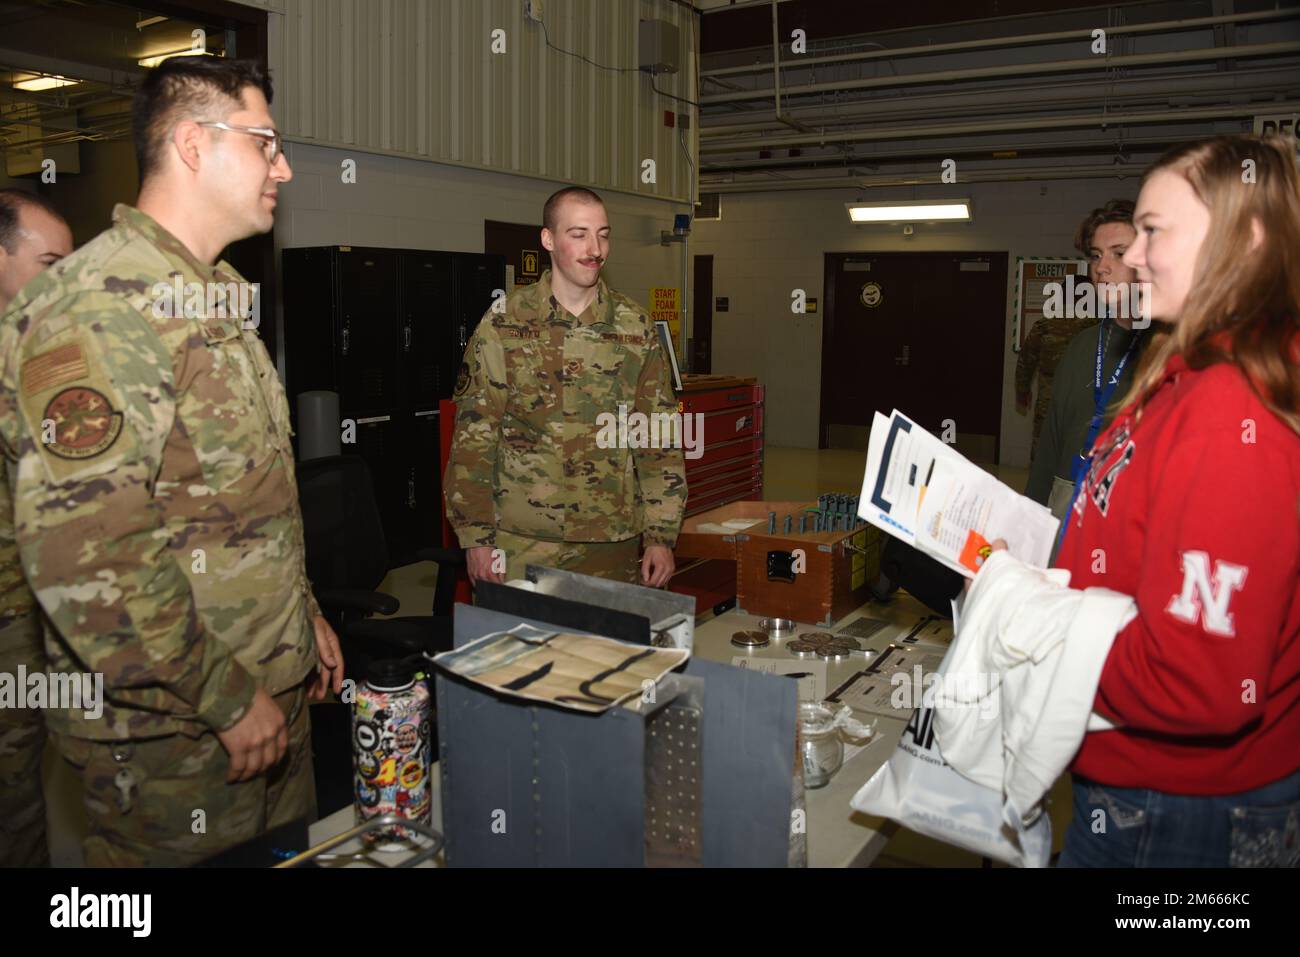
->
[731,630,769,648]
[789,630,864,661]
[759,618,796,638]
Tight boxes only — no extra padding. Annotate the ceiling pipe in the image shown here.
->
[701,135,1188,172]
[0,127,124,152]
[700,66,1300,136]
[701,100,1300,153]
[702,163,1152,193]
[701,41,1300,106]
[0,115,124,138]
[702,6,1300,78]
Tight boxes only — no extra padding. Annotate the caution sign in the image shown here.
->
[649,286,681,355]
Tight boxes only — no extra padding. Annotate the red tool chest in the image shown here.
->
[677,376,765,517]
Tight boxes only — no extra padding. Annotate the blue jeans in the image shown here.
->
[1060,767,1300,867]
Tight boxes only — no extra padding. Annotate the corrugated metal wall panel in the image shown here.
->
[273,0,696,203]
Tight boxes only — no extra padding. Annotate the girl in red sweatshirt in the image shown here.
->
[1045,134,1299,866]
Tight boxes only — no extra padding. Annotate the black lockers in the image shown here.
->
[282,246,506,566]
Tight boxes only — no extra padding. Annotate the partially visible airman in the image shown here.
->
[0,188,73,867]
[0,56,342,867]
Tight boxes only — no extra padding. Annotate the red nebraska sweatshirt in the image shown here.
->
[1056,350,1300,795]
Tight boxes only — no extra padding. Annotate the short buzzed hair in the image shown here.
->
[0,189,66,253]
[1074,199,1135,257]
[543,186,604,232]
[132,56,274,183]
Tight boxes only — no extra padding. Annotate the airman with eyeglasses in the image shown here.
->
[197,120,285,166]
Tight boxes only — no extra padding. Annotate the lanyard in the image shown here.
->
[1057,320,1142,551]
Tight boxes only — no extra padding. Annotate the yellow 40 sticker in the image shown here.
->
[374,758,398,787]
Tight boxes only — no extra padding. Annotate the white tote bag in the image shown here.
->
[849,644,1052,868]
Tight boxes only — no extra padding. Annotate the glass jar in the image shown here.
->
[798,702,844,789]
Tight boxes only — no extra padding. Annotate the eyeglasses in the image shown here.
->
[197,121,284,165]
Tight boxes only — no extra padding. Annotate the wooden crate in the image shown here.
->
[676,500,801,561]
[675,500,881,627]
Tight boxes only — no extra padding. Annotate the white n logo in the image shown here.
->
[1166,550,1247,637]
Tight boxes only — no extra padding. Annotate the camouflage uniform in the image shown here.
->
[445,269,687,584]
[492,529,641,584]
[1,295,51,870]
[0,600,47,867]
[0,204,320,866]
[1015,316,1098,459]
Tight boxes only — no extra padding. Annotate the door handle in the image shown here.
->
[404,326,412,351]
[341,327,350,356]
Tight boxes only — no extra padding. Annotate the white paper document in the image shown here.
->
[857,410,1059,578]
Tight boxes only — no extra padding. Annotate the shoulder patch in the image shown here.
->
[41,387,124,460]
[454,361,471,396]
[21,343,89,397]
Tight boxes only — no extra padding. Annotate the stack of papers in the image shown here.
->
[856,410,1059,578]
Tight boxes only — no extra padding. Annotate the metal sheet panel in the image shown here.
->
[441,603,798,867]
[272,0,696,202]
[440,604,647,867]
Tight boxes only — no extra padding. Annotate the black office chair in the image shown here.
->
[296,453,464,816]
[297,454,462,663]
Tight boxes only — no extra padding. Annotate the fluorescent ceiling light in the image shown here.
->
[13,74,78,92]
[846,200,972,223]
[138,49,213,69]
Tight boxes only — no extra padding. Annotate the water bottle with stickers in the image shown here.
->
[352,658,433,848]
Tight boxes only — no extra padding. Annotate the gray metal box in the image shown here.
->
[525,564,695,650]
[437,604,798,867]
[638,18,680,75]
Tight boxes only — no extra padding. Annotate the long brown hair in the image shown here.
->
[1120,134,1300,434]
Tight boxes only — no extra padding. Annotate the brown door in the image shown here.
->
[820,251,1007,462]
[692,254,713,374]
[484,220,551,287]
